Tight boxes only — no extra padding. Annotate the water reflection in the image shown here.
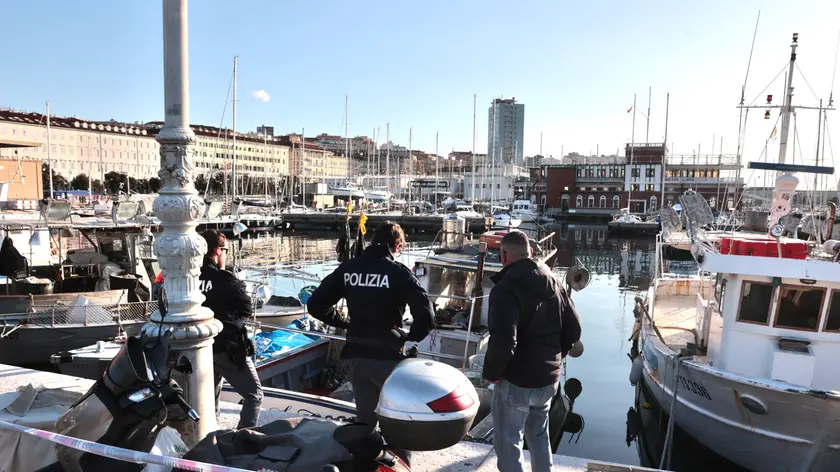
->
[551,222,656,292]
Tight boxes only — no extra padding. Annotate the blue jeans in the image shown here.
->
[492,378,559,472]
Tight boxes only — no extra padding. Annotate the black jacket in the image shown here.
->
[199,259,254,354]
[307,244,435,360]
[482,258,582,388]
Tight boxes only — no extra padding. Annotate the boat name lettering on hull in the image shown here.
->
[344,273,390,288]
[679,375,711,400]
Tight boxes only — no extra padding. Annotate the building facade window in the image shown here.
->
[599,195,606,208]
[587,195,594,207]
[631,167,640,178]
[646,168,656,178]
[645,184,655,192]
[576,195,582,208]
[650,196,657,211]
[613,195,620,208]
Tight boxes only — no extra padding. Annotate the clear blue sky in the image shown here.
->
[2,0,839,182]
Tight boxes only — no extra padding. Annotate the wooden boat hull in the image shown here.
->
[2,321,144,365]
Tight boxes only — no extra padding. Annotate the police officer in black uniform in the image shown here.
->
[307,221,435,434]
[199,230,263,429]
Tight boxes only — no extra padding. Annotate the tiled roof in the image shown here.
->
[0,109,150,136]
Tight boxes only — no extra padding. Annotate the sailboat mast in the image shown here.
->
[646,86,651,143]
[263,129,268,201]
[628,94,636,210]
[435,131,439,208]
[490,100,497,205]
[301,127,306,207]
[87,136,92,201]
[471,93,476,202]
[661,93,669,206]
[46,101,53,198]
[232,56,238,202]
[408,128,413,203]
[386,124,391,199]
[777,34,799,165]
[344,94,349,183]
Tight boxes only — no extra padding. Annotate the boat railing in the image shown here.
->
[1,300,159,328]
[536,231,557,255]
[249,291,484,368]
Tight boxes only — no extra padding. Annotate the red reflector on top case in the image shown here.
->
[426,385,474,413]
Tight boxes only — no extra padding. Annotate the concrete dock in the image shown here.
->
[282,212,493,234]
[0,364,661,472]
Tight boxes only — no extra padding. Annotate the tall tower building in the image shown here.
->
[487,97,524,165]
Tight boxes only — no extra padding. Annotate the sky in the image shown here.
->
[3,0,840,186]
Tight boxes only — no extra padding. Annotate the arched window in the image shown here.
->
[599,195,607,208]
[650,196,658,212]
[587,195,595,207]
[576,195,582,208]
[613,195,620,208]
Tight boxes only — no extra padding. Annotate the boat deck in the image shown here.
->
[652,295,699,352]
[0,364,663,472]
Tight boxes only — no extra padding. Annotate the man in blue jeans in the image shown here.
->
[482,230,582,472]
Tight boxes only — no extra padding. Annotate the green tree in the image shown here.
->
[70,174,90,191]
[134,178,149,194]
[103,171,127,194]
[92,179,105,194]
[42,164,69,197]
[148,177,162,193]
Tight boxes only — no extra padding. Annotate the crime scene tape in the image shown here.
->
[0,419,258,472]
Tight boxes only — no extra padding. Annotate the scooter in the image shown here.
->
[36,329,198,472]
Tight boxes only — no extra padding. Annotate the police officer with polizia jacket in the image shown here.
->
[307,221,436,436]
[199,230,263,429]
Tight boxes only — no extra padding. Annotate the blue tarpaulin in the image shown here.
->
[254,320,317,357]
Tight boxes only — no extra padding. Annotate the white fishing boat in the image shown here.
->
[491,212,522,229]
[363,187,392,202]
[0,201,159,364]
[510,199,541,223]
[281,203,314,214]
[631,33,840,472]
[328,184,365,199]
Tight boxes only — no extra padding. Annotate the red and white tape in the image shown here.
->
[0,419,259,472]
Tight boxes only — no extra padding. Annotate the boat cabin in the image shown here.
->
[652,244,840,392]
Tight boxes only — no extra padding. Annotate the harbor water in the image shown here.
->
[233,223,740,470]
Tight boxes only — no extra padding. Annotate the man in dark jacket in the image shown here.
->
[199,230,263,429]
[307,221,435,434]
[482,230,582,472]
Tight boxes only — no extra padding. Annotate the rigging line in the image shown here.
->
[793,119,820,237]
[748,63,793,106]
[217,70,235,138]
[742,11,762,96]
[794,63,821,103]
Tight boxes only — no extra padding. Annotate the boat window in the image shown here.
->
[737,281,773,325]
[822,290,840,331]
[714,275,727,312]
[773,285,826,331]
